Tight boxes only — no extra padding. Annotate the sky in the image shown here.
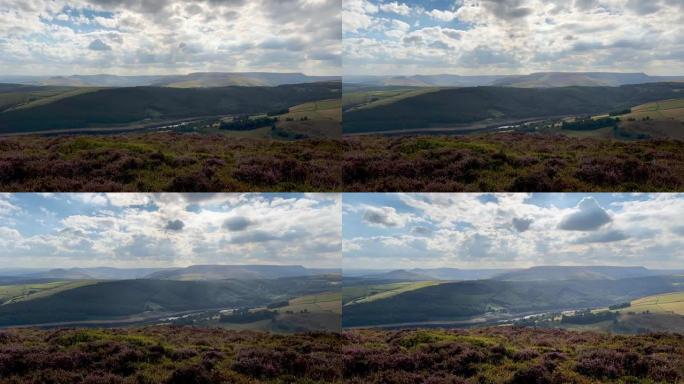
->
[343,0,684,75]
[0,193,341,269]
[0,0,341,76]
[343,193,684,270]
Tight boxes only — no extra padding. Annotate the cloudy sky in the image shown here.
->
[0,0,341,76]
[343,193,684,270]
[0,193,340,268]
[343,0,684,75]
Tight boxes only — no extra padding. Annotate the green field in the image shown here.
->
[619,291,684,315]
[343,281,441,306]
[0,280,96,305]
[342,87,439,111]
[276,291,342,314]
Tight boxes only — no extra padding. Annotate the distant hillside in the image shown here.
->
[493,266,661,281]
[493,72,684,88]
[26,267,168,280]
[343,82,684,133]
[0,72,340,88]
[345,72,684,88]
[0,81,340,133]
[0,275,338,326]
[345,74,507,87]
[360,268,514,281]
[342,275,684,327]
[146,264,321,280]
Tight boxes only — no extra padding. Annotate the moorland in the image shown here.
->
[0,73,342,191]
[342,72,684,191]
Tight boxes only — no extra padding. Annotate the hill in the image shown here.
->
[0,276,338,326]
[343,82,684,133]
[146,264,320,280]
[0,81,341,133]
[494,266,659,281]
[26,267,167,280]
[492,72,684,88]
[0,72,339,88]
[342,275,684,327]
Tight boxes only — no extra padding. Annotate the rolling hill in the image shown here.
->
[0,275,339,326]
[146,264,329,280]
[343,82,684,133]
[342,275,684,327]
[493,266,661,281]
[0,81,341,133]
[492,72,684,88]
[0,72,340,88]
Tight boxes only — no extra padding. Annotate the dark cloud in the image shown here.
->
[223,216,253,231]
[573,229,629,244]
[165,219,184,231]
[512,217,533,232]
[626,0,661,15]
[88,39,112,51]
[558,197,612,231]
[672,226,684,236]
[411,226,432,236]
[481,0,533,20]
[363,207,401,227]
[258,37,307,51]
[402,35,423,45]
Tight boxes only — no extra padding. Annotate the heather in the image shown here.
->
[0,133,342,192]
[343,327,684,384]
[0,326,342,384]
[342,133,684,191]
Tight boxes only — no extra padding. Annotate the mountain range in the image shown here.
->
[345,72,684,88]
[0,72,340,88]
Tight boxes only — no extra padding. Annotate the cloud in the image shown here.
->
[512,217,533,232]
[88,38,112,51]
[223,216,253,231]
[165,219,184,231]
[573,229,629,244]
[558,197,612,231]
[363,206,410,228]
[379,2,411,16]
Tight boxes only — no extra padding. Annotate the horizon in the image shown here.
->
[343,70,684,78]
[343,193,684,270]
[0,193,341,269]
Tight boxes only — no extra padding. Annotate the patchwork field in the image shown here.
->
[0,280,96,305]
[620,292,684,315]
[343,281,441,306]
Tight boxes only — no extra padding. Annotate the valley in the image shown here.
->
[342,266,684,333]
[0,265,341,332]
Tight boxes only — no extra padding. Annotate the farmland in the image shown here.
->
[343,281,441,306]
[0,133,342,191]
[618,292,684,316]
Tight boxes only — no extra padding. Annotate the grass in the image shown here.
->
[620,291,684,315]
[277,291,342,314]
[0,280,96,305]
[342,87,439,112]
[274,98,341,139]
[0,133,342,191]
[344,281,441,306]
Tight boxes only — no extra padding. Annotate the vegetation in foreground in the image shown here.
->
[0,326,342,384]
[342,133,684,191]
[343,327,684,384]
[0,133,341,191]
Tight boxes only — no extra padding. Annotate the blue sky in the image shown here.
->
[343,193,684,269]
[0,0,341,76]
[0,193,341,269]
[343,0,684,75]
